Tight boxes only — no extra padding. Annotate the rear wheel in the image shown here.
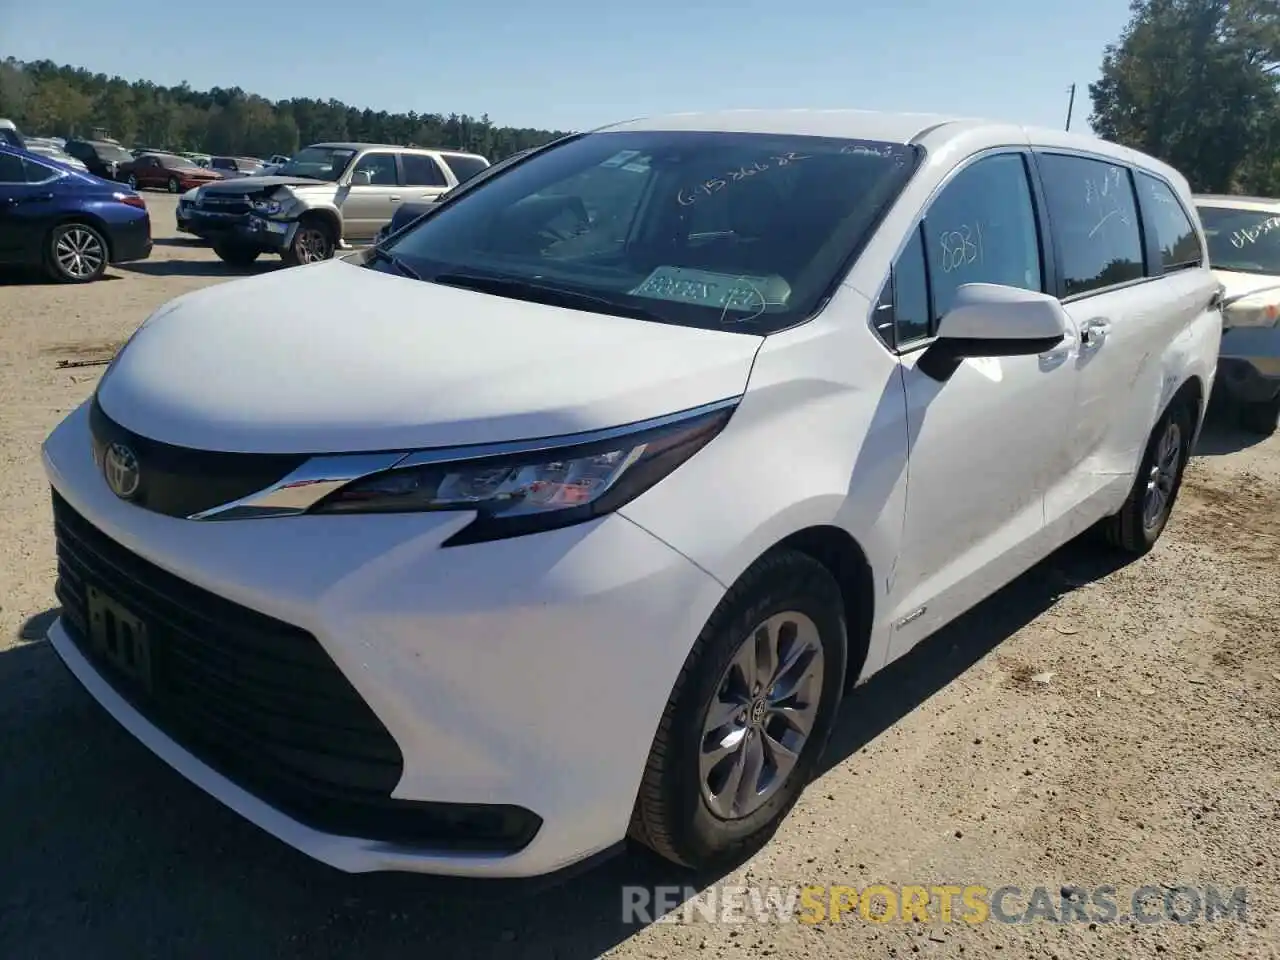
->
[629,549,847,870]
[282,216,335,266]
[1238,396,1279,437]
[213,243,261,266]
[45,222,108,283]
[1101,399,1193,554]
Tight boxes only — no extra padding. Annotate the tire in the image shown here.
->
[629,549,847,870]
[1101,399,1193,554]
[1238,396,1279,437]
[45,222,109,283]
[213,244,261,266]
[281,216,335,266]
[126,174,137,190]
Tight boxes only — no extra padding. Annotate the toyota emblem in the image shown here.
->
[103,442,141,500]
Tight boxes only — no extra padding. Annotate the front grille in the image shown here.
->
[52,490,541,852]
[89,396,308,518]
[196,195,251,215]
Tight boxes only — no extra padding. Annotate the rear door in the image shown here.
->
[884,149,1079,663]
[341,151,402,240]
[1033,152,1212,536]
[0,153,62,262]
[399,152,452,203]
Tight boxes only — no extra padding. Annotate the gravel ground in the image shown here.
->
[1,195,1278,959]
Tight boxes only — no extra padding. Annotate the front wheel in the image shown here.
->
[629,549,847,870]
[1101,399,1193,554]
[167,176,181,193]
[45,222,108,283]
[1238,396,1279,437]
[126,174,137,190]
[281,217,335,266]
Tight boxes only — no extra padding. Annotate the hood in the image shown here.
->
[1213,269,1280,301]
[199,174,331,194]
[97,260,762,454]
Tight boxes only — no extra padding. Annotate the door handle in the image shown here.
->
[389,195,401,202]
[1079,318,1111,349]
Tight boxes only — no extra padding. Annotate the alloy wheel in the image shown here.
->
[294,226,331,264]
[54,227,105,281]
[1142,418,1182,530]
[699,611,825,820]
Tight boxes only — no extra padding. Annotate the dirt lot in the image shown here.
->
[1,194,1278,959]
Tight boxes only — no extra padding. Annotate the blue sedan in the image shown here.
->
[0,145,152,283]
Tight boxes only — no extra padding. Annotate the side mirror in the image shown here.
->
[351,170,372,186]
[918,283,1068,382]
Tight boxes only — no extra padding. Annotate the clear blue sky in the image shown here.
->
[2,0,1132,134]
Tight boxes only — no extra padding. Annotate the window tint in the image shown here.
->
[441,154,489,184]
[0,129,22,148]
[923,153,1042,322]
[1137,173,1201,271]
[0,153,23,182]
[211,158,233,171]
[1037,154,1144,296]
[401,153,447,187]
[353,152,398,185]
[21,157,54,182]
[892,227,931,344]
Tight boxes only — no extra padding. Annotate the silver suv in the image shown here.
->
[187,142,489,266]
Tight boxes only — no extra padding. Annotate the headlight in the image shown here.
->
[310,403,735,544]
[251,198,285,216]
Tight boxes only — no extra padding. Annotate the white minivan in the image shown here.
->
[42,110,1221,879]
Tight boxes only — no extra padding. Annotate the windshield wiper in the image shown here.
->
[366,246,423,280]
[429,272,664,321]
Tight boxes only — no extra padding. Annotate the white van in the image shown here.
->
[42,110,1220,878]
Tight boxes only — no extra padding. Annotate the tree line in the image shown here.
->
[0,57,568,161]
[1090,0,1280,194]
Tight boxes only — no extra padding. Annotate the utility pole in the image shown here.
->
[1065,83,1077,132]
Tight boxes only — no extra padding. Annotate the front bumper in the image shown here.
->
[1217,326,1280,403]
[41,402,725,877]
[185,210,295,252]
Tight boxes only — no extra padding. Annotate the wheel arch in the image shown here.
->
[46,213,114,261]
[1170,372,1207,443]
[764,525,875,692]
[298,205,342,241]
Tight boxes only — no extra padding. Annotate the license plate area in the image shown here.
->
[87,585,152,692]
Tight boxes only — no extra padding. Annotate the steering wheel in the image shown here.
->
[536,196,592,246]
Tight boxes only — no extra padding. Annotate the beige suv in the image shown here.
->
[186,142,490,266]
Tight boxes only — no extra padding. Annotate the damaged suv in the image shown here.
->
[187,142,489,266]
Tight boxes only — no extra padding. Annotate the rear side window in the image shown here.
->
[923,152,1043,323]
[401,153,447,187]
[1037,153,1145,297]
[1136,173,1201,272]
[441,154,489,184]
[0,128,22,148]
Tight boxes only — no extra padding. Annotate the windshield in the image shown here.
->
[1198,206,1280,275]
[382,130,919,333]
[96,144,133,162]
[157,153,201,171]
[277,146,357,181]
